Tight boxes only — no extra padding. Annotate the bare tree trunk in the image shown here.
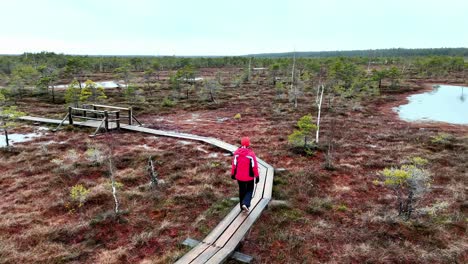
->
[148,157,158,188]
[146,81,153,97]
[209,87,217,103]
[248,57,252,81]
[396,188,403,216]
[51,84,55,103]
[324,115,336,169]
[4,129,9,147]
[405,190,414,220]
[108,157,119,214]
[290,52,297,108]
[315,84,325,143]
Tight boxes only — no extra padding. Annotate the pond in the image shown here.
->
[395,85,468,125]
[50,80,127,89]
[0,127,49,147]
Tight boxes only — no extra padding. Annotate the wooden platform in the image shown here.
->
[19,116,274,263]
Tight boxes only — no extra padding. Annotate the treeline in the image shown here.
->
[1,48,467,76]
[248,48,468,58]
[0,51,466,107]
[0,52,254,75]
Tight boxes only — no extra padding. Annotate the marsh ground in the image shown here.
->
[1,69,467,263]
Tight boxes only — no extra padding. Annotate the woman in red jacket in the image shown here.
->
[231,137,259,212]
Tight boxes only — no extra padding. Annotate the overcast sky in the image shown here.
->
[0,0,467,56]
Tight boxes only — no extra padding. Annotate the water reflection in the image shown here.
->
[0,132,42,147]
[395,85,468,125]
[459,87,465,103]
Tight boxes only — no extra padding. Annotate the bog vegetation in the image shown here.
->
[0,48,467,263]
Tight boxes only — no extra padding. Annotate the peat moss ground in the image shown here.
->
[138,84,468,263]
[0,126,237,263]
[2,71,468,263]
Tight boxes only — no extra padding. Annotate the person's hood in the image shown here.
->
[235,147,252,156]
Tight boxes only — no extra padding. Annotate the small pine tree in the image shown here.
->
[65,79,81,107]
[124,84,145,105]
[80,80,107,104]
[377,157,431,220]
[288,115,317,154]
[69,184,90,208]
[275,81,285,98]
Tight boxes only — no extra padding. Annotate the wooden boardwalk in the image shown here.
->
[19,116,274,263]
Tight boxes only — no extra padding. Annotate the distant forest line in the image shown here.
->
[247,48,468,58]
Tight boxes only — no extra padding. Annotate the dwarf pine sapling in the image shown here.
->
[288,114,317,155]
[377,157,431,220]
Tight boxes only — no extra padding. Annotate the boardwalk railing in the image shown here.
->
[68,106,120,129]
[54,104,142,136]
[18,115,274,264]
[89,104,142,126]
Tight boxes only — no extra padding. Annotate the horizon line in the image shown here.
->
[1,47,467,57]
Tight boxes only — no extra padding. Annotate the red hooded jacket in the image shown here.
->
[231,146,259,181]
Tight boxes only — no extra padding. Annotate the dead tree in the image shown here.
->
[107,156,120,214]
[147,156,159,188]
[315,83,325,143]
[290,52,297,108]
[104,132,120,215]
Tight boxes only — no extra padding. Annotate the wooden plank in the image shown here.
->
[263,166,274,199]
[92,104,130,110]
[174,242,211,264]
[224,199,269,250]
[205,138,237,152]
[70,108,107,113]
[19,116,64,124]
[182,238,200,248]
[250,164,268,205]
[121,126,208,142]
[190,245,221,263]
[203,164,268,246]
[257,159,274,199]
[205,248,232,264]
[202,206,241,244]
[183,238,253,263]
[213,165,267,248]
[206,199,270,263]
[231,251,253,263]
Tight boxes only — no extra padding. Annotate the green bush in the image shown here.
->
[334,204,348,212]
[430,133,454,147]
[288,114,317,155]
[377,157,431,220]
[306,197,333,215]
[161,97,176,107]
[66,184,90,213]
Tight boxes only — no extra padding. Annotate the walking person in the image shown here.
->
[231,137,260,213]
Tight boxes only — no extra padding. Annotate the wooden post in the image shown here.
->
[68,107,73,125]
[148,157,158,187]
[5,130,9,147]
[104,111,109,131]
[128,107,133,125]
[83,110,87,118]
[93,105,97,118]
[116,111,120,129]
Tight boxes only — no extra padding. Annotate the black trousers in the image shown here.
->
[237,180,254,209]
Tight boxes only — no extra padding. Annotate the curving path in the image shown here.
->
[19,116,274,263]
